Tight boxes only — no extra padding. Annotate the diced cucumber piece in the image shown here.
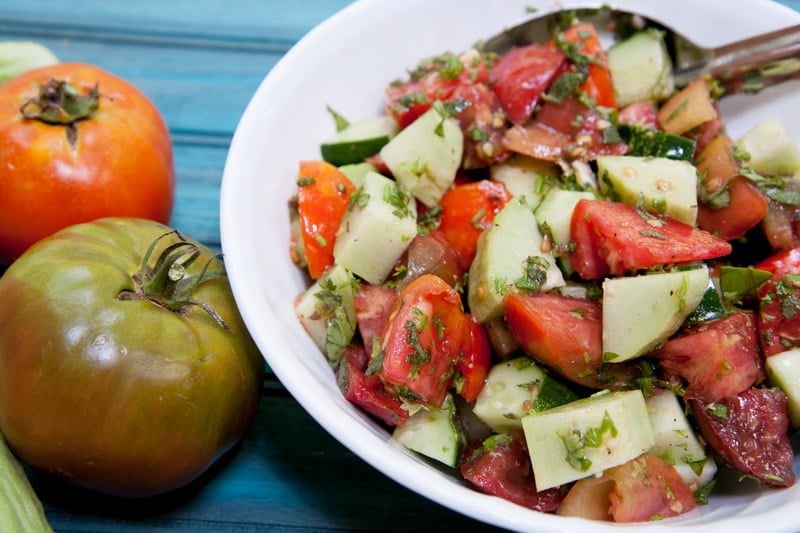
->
[468,197,565,323]
[618,124,696,162]
[338,161,377,189]
[766,348,800,428]
[333,171,417,284]
[534,189,595,275]
[686,277,725,325]
[380,104,463,207]
[473,357,577,432]
[602,266,709,363]
[489,155,558,207]
[673,457,717,492]
[646,389,706,465]
[393,394,460,467]
[737,118,800,176]
[294,264,357,365]
[598,155,699,225]
[521,390,655,491]
[607,29,674,107]
[320,116,398,166]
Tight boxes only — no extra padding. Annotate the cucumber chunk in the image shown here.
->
[618,124,696,162]
[294,264,357,365]
[337,161,377,188]
[646,389,706,465]
[766,348,800,428]
[598,155,699,225]
[607,29,674,107]
[736,118,800,176]
[521,390,655,491]
[380,104,463,207]
[468,197,565,323]
[489,155,558,207]
[602,266,709,363]
[534,188,595,275]
[686,277,726,325]
[393,394,460,467]
[473,357,577,432]
[320,116,398,166]
[333,171,417,284]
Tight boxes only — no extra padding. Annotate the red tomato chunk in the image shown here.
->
[756,247,800,355]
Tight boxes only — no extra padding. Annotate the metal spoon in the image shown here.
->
[483,7,800,97]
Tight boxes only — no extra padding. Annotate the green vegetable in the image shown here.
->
[0,433,52,532]
[719,266,772,304]
[0,41,58,83]
[618,124,696,162]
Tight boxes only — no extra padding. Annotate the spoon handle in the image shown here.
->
[676,24,800,94]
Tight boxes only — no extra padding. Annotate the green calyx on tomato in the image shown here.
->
[19,77,100,147]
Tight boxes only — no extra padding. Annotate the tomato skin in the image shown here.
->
[0,63,174,265]
[0,218,263,497]
[652,312,763,402]
[558,23,616,109]
[617,101,658,129]
[697,176,768,241]
[570,199,733,279]
[297,161,356,279]
[489,43,565,125]
[504,293,639,389]
[379,274,468,406]
[337,344,408,427]
[755,247,800,355]
[455,315,491,402]
[354,283,397,355]
[438,180,511,270]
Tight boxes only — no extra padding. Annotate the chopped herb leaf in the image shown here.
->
[326,105,350,131]
[297,177,315,186]
[542,70,585,104]
[514,256,550,294]
[666,100,689,122]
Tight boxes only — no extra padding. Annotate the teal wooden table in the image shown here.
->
[1,1,799,531]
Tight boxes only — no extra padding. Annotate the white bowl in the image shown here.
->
[221,0,800,530]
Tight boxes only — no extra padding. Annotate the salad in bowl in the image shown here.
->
[221,0,800,529]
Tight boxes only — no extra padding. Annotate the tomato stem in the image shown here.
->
[20,78,100,125]
[122,230,230,330]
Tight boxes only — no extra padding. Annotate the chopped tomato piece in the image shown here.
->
[570,199,733,279]
[460,430,564,511]
[693,115,724,155]
[651,312,763,402]
[561,455,696,522]
[618,101,658,129]
[438,180,511,270]
[379,274,468,406]
[450,82,510,168]
[455,315,491,402]
[296,161,356,279]
[697,177,768,241]
[502,122,571,162]
[489,43,565,125]
[401,230,463,289]
[690,388,795,487]
[355,283,398,355]
[337,345,408,426]
[695,134,739,200]
[504,293,639,389]
[657,77,718,135]
[756,247,800,355]
[386,50,489,128]
[558,23,617,109]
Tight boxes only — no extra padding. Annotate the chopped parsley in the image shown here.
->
[404,318,431,379]
[514,256,550,294]
[417,204,442,234]
[384,183,412,218]
[326,105,349,131]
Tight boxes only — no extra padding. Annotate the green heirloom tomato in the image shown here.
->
[0,218,264,497]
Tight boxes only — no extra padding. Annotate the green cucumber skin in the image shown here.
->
[618,125,695,162]
[0,435,53,533]
[321,136,390,166]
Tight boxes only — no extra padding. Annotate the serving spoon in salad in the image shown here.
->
[483,7,800,96]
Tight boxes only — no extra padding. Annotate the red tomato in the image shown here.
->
[438,180,511,270]
[561,455,696,522]
[690,388,794,487]
[450,82,510,169]
[460,430,564,511]
[0,63,174,264]
[570,199,733,279]
[502,122,571,162]
[401,230,463,289]
[558,23,617,109]
[386,51,489,129]
[455,315,491,402]
[618,101,658,129]
[489,43,565,125]
[504,293,638,388]
[651,312,763,402]
[379,274,468,406]
[296,160,356,279]
[605,456,696,522]
[337,345,408,426]
[697,176,768,241]
[755,247,800,355]
[354,283,397,355]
